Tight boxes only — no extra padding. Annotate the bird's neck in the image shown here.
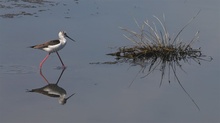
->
[58,94,66,102]
[59,37,67,44]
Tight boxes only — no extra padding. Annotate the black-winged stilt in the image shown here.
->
[30,31,75,69]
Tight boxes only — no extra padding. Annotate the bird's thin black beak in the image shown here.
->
[65,93,75,101]
[66,35,76,42]
[61,93,75,105]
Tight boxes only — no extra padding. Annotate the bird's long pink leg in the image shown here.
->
[39,53,50,69]
[56,52,66,68]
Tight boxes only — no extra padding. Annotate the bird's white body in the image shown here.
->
[42,32,67,53]
[43,39,66,53]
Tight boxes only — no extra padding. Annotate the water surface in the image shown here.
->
[0,0,220,123]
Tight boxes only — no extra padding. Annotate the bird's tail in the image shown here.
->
[26,89,34,92]
[28,45,36,48]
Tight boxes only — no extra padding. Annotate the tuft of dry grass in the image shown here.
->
[106,11,212,110]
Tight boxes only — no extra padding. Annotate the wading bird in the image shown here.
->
[30,31,75,69]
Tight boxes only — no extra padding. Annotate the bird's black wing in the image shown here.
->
[29,40,60,49]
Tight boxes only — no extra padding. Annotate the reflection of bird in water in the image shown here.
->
[27,68,75,105]
[29,31,75,69]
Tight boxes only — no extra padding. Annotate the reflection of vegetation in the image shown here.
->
[105,12,212,110]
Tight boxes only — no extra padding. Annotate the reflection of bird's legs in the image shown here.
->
[56,68,66,85]
[40,53,50,69]
[40,69,49,84]
[56,52,66,68]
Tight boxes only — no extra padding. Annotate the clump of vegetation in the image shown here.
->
[106,12,212,110]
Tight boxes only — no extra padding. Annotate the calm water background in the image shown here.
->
[0,0,220,123]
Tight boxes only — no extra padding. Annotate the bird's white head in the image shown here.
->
[58,93,75,105]
[58,31,75,42]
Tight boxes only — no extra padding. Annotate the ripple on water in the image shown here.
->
[0,64,37,74]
